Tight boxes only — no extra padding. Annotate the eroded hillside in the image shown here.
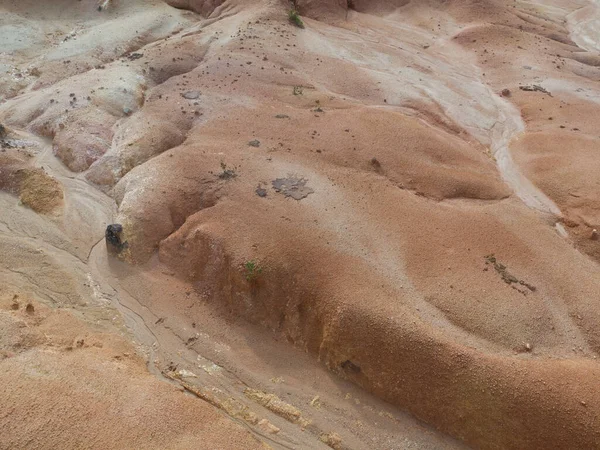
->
[2,0,600,448]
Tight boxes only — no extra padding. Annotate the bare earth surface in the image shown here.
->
[2,0,600,448]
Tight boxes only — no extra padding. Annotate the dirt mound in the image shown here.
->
[165,0,226,16]
[0,292,261,450]
[0,157,63,215]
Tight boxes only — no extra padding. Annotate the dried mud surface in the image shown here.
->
[2,0,600,449]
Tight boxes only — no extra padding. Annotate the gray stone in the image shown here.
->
[182,91,200,99]
[272,177,314,200]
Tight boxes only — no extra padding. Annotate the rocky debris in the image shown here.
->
[105,224,128,255]
[186,334,198,346]
[182,91,200,100]
[126,52,143,61]
[310,395,321,408]
[244,388,307,426]
[248,139,260,148]
[165,372,262,429]
[272,177,314,200]
[591,229,598,240]
[177,369,198,378]
[257,419,280,434]
[218,162,237,179]
[255,186,267,197]
[519,84,552,96]
[485,255,536,294]
[0,124,6,139]
[320,431,343,449]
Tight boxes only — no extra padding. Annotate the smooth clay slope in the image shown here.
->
[2,0,600,449]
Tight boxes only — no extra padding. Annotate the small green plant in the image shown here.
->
[293,85,304,96]
[244,260,263,282]
[289,9,305,29]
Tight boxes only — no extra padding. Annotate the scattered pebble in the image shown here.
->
[256,186,267,197]
[182,91,200,100]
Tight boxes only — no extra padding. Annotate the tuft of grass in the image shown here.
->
[244,260,263,282]
[289,9,305,29]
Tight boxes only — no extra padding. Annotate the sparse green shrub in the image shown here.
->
[289,9,305,29]
[293,85,304,96]
[244,260,263,282]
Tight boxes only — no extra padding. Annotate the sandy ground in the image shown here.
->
[2,0,600,448]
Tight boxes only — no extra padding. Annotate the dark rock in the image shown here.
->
[519,84,552,96]
[127,52,144,61]
[248,139,260,148]
[106,224,128,255]
[256,186,267,197]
